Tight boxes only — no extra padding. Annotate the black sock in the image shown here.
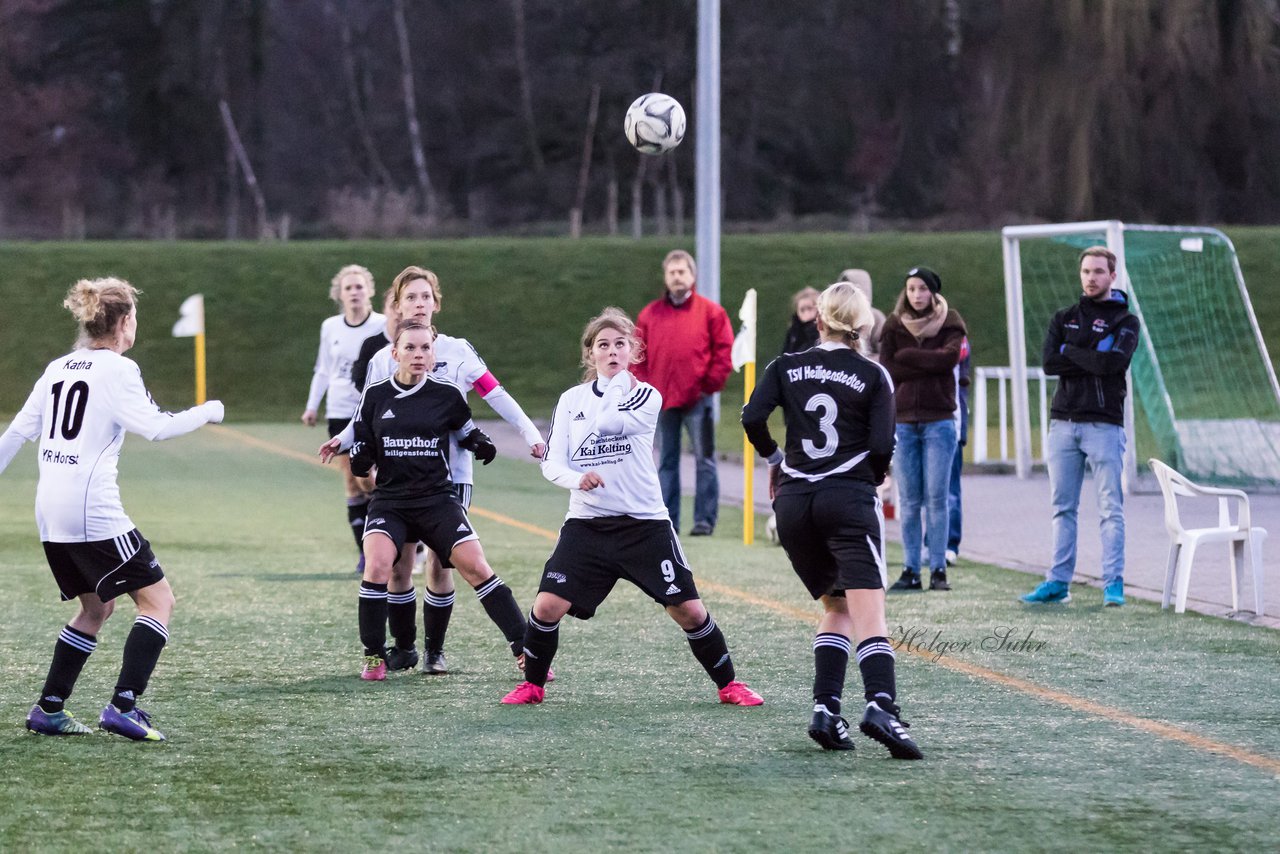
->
[474,576,526,654]
[112,616,169,712]
[39,625,97,713]
[423,587,455,655]
[346,496,369,551]
[521,614,560,687]
[359,581,389,656]
[856,636,897,704]
[387,588,417,650]
[685,614,735,689]
[813,632,851,715]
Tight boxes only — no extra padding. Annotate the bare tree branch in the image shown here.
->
[569,83,600,238]
[392,0,439,224]
[219,98,271,239]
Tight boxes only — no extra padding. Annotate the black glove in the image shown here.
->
[460,428,497,465]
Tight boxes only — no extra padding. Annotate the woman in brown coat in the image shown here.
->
[879,267,967,592]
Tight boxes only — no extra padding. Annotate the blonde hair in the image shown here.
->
[817,282,872,351]
[62,277,139,347]
[580,307,645,381]
[391,266,443,316]
[392,318,436,347]
[790,286,820,315]
[329,264,375,303]
[662,249,697,279]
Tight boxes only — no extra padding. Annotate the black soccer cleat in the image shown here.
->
[808,705,855,751]
[859,694,923,760]
[929,569,952,591]
[385,646,420,672]
[422,651,449,675]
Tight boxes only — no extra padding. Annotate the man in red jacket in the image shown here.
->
[635,250,735,536]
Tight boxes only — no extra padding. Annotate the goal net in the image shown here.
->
[1003,221,1280,488]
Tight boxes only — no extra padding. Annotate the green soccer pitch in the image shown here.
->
[1,423,1277,851]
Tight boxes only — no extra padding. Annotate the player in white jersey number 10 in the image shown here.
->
[0,277,224,741]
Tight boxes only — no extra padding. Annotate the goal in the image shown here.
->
[1002,221,1280,488]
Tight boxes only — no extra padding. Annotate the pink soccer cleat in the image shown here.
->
[361,655,386,681]
[718,681,764,706]
[501,681,545,705]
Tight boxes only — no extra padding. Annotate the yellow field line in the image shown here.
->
[219,424,1280,777]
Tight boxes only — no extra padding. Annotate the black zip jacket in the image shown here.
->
[1041,291,1141,426]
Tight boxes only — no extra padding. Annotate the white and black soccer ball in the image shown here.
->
[624,93,686,155]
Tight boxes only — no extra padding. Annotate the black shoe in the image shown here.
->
[889,571,923,592]
[422,651,448,675]
[385,646,419,672]
[807,705,855,751]
[859,694,923,760]
[689,522,714,536]
[929,569,952,591]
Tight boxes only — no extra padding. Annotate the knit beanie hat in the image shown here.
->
[905,266,942,294]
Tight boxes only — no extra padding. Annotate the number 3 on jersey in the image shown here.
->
[49,380,89,440]
[801,393,838,460]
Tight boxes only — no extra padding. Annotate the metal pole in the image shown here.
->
[696,0,720,304]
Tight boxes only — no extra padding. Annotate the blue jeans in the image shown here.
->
[947,438,963,553]
[656,395,719,531]
[1047,420,1125,584]
[894,419,956,572]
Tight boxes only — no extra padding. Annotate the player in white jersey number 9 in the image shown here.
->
[500,307,762,708]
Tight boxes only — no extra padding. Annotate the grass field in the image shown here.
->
[1,424,1278,852]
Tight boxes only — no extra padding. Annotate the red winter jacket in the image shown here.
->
[634,288,735,410]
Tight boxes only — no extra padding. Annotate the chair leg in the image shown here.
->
[1175,540,1199,614]
[1229,538,1243,614]
[1162,543,1179,610]
[1248,532,1265,617]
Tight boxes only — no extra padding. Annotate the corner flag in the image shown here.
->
[172,294,207,404]
[732,289,758,544]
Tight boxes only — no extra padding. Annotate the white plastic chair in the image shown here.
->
[1149,458,1267,616]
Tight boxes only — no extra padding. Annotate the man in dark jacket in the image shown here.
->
[635,250,734,536]
[1022,246,1141,607]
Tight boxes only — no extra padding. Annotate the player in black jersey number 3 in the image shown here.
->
[742,281,924,759]
[340,320,528,680]
[501,307,762,707]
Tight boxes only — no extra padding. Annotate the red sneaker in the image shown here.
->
[501,681,545,705]
[361,655,386,681]
[718,681,764,706]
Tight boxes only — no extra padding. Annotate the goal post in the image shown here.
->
[1002,220,1280,489]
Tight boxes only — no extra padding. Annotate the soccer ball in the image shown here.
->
[624,93,686,155]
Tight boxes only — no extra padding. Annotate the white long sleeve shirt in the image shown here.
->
[541,371,667,520]
[305,312,385,419]
[0,349,220,541]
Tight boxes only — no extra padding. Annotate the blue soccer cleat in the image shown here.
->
[1103,579,1125,607]
[26,705,93,736]
[99,704,166,741]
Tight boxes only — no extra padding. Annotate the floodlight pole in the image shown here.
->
[696,0,720,304]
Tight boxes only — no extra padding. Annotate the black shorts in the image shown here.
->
[540,517,700,619]
[43,529,165,603]
[327,418,353,455]
[773,483,886,598]
[363,496,476,569]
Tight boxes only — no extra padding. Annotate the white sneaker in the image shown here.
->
[944,549,957,567]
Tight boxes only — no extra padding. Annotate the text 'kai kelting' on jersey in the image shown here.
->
[0,348,221,541]
[349,373,475,504]
[742,342,896,492]
[542,370,667,521]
